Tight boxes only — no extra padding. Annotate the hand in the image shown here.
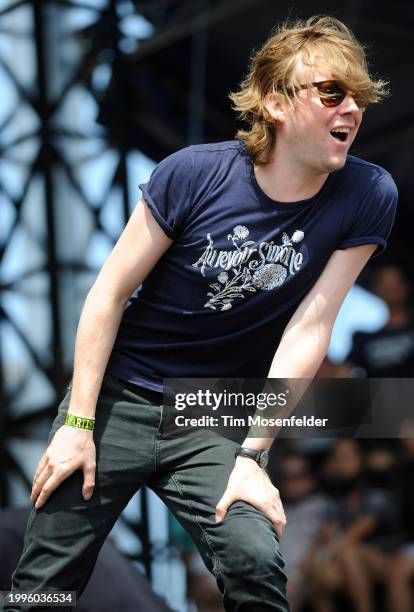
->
[31,424,96,509]
[215,456,286,539]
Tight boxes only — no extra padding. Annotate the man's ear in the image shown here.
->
[264,93,286,124]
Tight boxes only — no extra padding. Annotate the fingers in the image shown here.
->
[33,472,66,509]
[31,461,96,508]
[216,496,286,538]
[270,509,287,540]
[262,502,286,539]
[215,486,287,535]
[270,488,287,539]
[243,486,286,538]
[215,493,235,523]
[82,464,96,501]
[30,426,96,509]
[31,464,53,504]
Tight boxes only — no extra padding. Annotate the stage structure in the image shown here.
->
[0,0,238,594]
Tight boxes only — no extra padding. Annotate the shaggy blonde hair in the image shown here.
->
[229,16,388,165]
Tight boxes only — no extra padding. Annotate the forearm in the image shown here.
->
[68,285,127,418]
[242,320,331,450]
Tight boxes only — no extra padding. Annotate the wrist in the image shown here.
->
[235,446,269,469]
[235,455,261,469]
[65,412,95,431]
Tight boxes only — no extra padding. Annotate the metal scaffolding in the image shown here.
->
[0,0,234,582]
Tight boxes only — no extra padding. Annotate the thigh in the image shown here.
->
[151,432,289,610]
[9,375,162,605]
[40,374,161,517]
[150,431,284,575]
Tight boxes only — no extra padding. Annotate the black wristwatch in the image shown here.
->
[235,446,269,469]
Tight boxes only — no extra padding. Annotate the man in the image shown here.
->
[347,265,414,377]
[7,15,397,612]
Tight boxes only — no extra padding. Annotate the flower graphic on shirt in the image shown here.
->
[205,267,256,311]
[291,230,304,243]
[228,225,253,250]
[281,230,304,247]
[217,272,229,284]
[252,264,287,290]
[233,225,249,240]
[198,226,305,311]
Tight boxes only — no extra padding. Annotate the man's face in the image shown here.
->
[277,67,364,174]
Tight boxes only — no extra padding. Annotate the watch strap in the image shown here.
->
[235,446,269,468]
[235,447,261,462]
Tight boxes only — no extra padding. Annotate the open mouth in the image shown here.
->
[330,128,350,143]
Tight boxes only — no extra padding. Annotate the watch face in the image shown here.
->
[259,450,269,469]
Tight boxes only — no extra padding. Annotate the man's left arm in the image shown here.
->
[215,244,377,535]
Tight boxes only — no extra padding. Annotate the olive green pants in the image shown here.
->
[7,374,289,611]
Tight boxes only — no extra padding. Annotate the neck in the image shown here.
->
[254,146,329,202]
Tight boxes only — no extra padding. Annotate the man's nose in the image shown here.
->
[340,94,361,113]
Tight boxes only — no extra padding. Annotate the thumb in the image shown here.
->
[82,466,95,501]
[215,492,233,523]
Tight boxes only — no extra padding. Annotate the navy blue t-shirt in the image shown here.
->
[107,141,397,392]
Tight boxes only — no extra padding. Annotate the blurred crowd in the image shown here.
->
[172,263,414,612]
[278,435,414,612]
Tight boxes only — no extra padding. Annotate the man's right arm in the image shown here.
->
[68,197,173,417]
[31,198,173,508]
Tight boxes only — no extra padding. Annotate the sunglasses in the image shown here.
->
[293,80,362,108]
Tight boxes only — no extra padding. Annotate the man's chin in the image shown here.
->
[326,155,347,172]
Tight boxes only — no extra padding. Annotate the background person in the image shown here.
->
[304,439,397,612]
[347,265,414,377]
[279,454,329,612]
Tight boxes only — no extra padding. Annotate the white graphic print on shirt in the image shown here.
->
[192,225,305,311]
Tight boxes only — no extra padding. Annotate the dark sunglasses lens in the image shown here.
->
[321,96,344,107]
[316,83,346,107]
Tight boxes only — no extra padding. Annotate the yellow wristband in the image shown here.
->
[65,413,95,431]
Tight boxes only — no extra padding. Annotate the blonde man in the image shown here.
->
[8,16,396,612]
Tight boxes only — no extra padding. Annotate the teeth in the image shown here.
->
[331,127,351,133]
